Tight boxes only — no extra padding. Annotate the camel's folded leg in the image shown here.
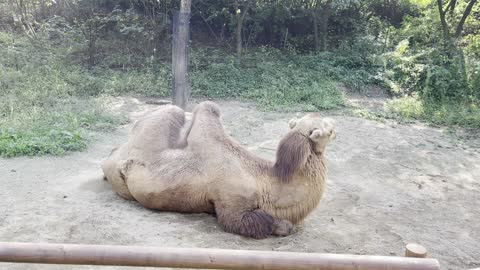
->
[214,200,293,239]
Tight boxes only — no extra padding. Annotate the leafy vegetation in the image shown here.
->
[0,32,126,157]
[190,47,380,110]
[386,96,480,128]
[379,0,480,127]
[0,100,122,157]
[0,0,478,157]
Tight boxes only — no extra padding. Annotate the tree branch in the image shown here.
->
[448,0,457,14]
[454,0,478,38]
[240,0,251,22]
[436,0,450,40]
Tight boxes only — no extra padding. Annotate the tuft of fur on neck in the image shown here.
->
[272,131,312,182]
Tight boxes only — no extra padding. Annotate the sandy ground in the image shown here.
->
[1,95,479,270]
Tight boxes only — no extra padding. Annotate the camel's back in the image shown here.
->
[128,105,186,161]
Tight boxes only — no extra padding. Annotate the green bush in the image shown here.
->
[422,61,468,104]
[0,98,124,157]
[386,95,425,119]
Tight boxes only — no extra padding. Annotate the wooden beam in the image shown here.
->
[171,0,191,109]
[405,243,428,258]
[0,242,441,270]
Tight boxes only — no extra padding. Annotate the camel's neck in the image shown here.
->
[259,154,328,224]
[224,136,275,172]
[223,133,328,224]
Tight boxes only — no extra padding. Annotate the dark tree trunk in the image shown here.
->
[234,0,251,58]
[318,4,330,51]
[436,0,450,42]
[312,0,331,52]
[87,32,96,67]
[312,10,319,51]
[235,13,242,57]
[220,23,225,41]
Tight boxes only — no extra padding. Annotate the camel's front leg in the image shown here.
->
[214,199,293,239]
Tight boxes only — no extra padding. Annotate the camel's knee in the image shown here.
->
[216,208,275,239]
[272,219,294,236]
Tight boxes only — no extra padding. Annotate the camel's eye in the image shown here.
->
[309,129,315,136]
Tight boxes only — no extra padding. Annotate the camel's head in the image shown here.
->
[288,113,336,154]
[273,113,336,182]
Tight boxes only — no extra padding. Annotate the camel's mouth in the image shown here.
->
[330,130,337,141]
[307,127,336,155]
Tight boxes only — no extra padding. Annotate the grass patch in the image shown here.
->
[350,108,388,123]
[191,57,345,111]
[0,98,125,158]
[386,96,480,128]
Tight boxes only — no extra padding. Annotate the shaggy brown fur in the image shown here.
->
[272,132,311,182]
[102,101,336,239]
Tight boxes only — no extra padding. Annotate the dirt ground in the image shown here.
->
[1,95,479,270]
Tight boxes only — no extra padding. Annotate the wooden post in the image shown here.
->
[0,242,441,270]
[405,243,428,258]
[171,0,191,109]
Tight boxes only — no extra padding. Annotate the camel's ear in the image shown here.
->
[118,159,129,183]
[119,159,146,182]
[309,129,323,141]
[288,119,298,129]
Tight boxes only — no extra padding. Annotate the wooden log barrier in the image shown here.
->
[0,242,440,270]
[405,243,428,258]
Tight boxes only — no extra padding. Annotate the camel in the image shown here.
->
[101,101,336,239]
